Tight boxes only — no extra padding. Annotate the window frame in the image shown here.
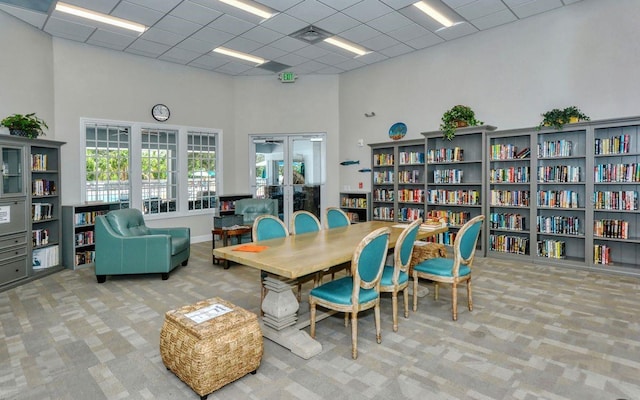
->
[80,118,223,220]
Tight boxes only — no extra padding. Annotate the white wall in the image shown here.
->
[232,75,340,205]
[0,11,54,134]
[338,0,640,191]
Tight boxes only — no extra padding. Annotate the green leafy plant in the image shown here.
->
[1,113,48,139]
[538,106,590,131]
[440,105,483,140]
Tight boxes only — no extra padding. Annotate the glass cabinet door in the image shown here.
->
[2,146,24,196]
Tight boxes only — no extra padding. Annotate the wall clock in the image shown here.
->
[152,104,170,122]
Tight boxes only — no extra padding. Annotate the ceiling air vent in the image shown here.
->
[257,61,291,73]
[289,25,332,45]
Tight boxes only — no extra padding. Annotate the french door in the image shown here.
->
[249,133,325,228]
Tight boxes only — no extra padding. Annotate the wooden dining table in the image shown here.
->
[213,220,447,359]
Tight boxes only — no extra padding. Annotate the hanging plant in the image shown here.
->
[538,106,590,131]
[440,105,483,140]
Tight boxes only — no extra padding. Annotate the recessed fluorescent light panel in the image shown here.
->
[413,1,453,27]
[213,47,266,65]
[55,2,147,33]
[324,37,369,57]
[218,0,275,19]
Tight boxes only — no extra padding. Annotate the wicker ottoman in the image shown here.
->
[160,297,263,400]
[410,242,447,270]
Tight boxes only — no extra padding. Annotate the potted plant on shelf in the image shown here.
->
[537,106,590,131]
[440,105,483,140]
[1,113,48,139]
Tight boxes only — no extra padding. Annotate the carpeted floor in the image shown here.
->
[1,241,639,400]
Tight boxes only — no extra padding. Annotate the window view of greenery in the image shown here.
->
[188,132,217,211]
[141,128,177,215]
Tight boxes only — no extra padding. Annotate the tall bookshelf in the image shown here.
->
[0,136,64,290]
[62,202,121,269]
[339,191,370,223]
[369,139,425,223]
[422,125,496,254]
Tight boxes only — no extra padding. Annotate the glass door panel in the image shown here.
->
[2,146,24,196]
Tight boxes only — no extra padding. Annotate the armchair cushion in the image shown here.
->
[234,198,278,225]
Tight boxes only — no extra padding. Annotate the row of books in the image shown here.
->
[31,153,49,171]
[537,140,573,158]
[593,190,638,211]
[75,231,95,246]
[341,197,367,209]
[426,147,464,163]
[537,190,579,208]
[423,231,456,246]
[594,135,630,155]
[397,189,424,203]
[373,171,394,184]
[537,215,581,235]
[434,169,463,184]
[537,165,581,183]
[594,219,629,239]
[399,151,424,165]
[427,189,481,205]
[32,245,59,269]
[489,234,529,255]
[32,203,54,221]
[74,210,108,226]
[593,244,611,265]
[373,153,394,166]
[32,179,56,196]
[428,210,470,227]
[373,188,394,202]
[398,207,424,222]
[489,213,526,231]
[75,250,96,266]
[372,207,394,220]
[490,144,530,160]
[594,163,640,183]
[32,228,49,247]
[489,166,530,183]
[490,190,530,207]
[536,239,566,259]
[398,170,421,184]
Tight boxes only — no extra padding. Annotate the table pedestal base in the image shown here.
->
[260,322,322,359]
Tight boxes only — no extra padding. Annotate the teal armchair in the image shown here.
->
[95,208,190,283]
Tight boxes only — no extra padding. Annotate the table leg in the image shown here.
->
[222,232,230,269]
[260,276,322,359]
[212,231,218,265]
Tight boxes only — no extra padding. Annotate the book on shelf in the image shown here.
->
[515,147,530,158]
[32,245,59,269]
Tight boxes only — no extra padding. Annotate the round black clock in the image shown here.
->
[152,104,170,122]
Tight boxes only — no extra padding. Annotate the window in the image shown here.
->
[83,119,219,216]
[187,132,217,211]
[141,128,177,215]
[84,122,131,208]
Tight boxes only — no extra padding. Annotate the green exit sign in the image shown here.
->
[279,71,297,83]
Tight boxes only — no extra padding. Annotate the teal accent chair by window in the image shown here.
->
[95,208,190,283]
[412,215,484,320]
[324,207,350,229]
[379,218,422,332]
[309,227,390,359]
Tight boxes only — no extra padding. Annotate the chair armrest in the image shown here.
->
[148,227,190,239]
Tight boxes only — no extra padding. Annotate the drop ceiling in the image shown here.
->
[0,0,581,76]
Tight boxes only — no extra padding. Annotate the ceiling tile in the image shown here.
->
[158,46,201,63]
[361,34,400,51]
[257,0,305,12]
[190,0,265,25]
[335,58,365,71]
[44,16,95,41]
[275,52,310,66]
[379,42,413,57]
[0,4,47,28]
[87,29,138,50]
[435,21,478,41]
[252,45,289,60]
[126,38,171,57]
[207,14,255,35]
[240,26,285,45]
[404,32,443,49]
[357,51,388,64]
[469,9,517,30]
[139,27,184,46]
[379,0,418,10]
[189,53,229,69]
[260,11,308,35]
[170,1,223,26]
[176,36,216,52]
[339,23,382,43]
[285,0,337,24]
[505,0,563,19]
[313,51,351,65]
[317,0,362,11]
[61,0,120,14]
[366,10,413,34]
[294,59,330,73]
[270,35,309,52]
[127,0,182,14]
[111,1,164,26]
[386,23,430,42]
[343,0,394,23]
[191,26,235,45]
[154,15,202,36]
[223,36,263,53]
[452,0,507,20]
[294,44,331,59]
[214,61,254,74]
[315,12,360,34]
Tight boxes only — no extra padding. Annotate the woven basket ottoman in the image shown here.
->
[409,242,447,271]
[160,297,263,400]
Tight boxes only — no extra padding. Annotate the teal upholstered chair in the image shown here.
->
[324,207,350,229]
[95,208,190,283]
[412,215,484,320]
[290,210,321,235]
[309,227,390,359]
[380,219,421,332]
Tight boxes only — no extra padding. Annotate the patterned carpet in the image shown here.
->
[1,242,639,400]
